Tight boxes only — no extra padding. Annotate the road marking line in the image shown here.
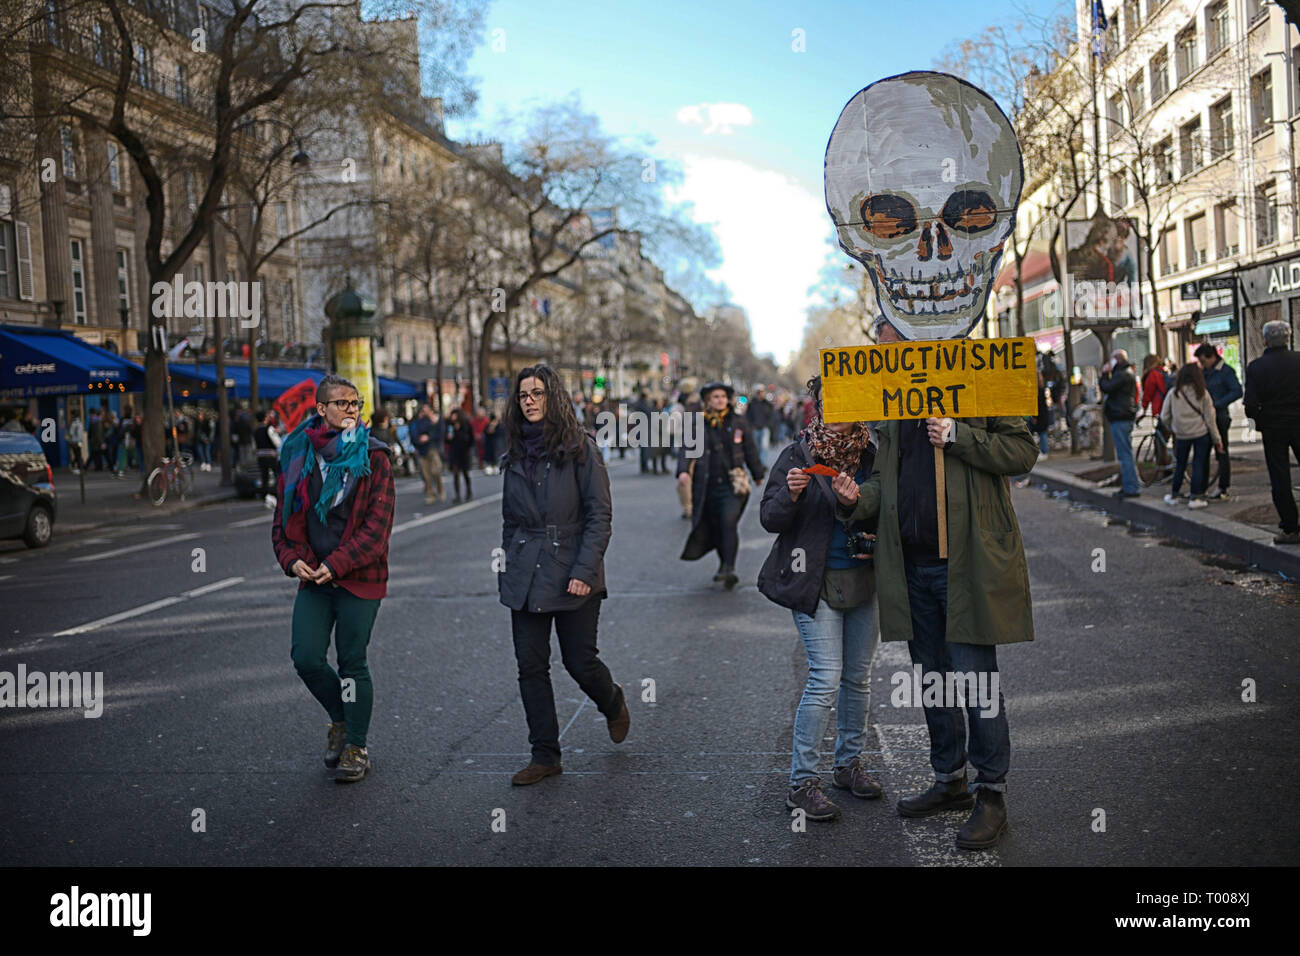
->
[53,576,245,636]
[557,699,587,741]
[229,515,270,528]
[391,493,502,535]
[69,532,202,564]
[0,574,12,582]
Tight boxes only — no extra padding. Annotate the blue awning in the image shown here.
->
[378,375,421,400]
[0,324,145,399]
[169,364,324,400]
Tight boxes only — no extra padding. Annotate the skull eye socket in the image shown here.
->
[860,194,917,239]
[941,190,998,234]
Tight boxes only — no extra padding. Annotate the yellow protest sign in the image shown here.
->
[819,337,1039,422]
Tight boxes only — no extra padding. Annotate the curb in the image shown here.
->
[1030,465,1300,580]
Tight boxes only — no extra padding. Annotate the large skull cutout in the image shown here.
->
[825,71,1023,341]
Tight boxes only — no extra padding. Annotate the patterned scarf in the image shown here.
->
[278,413,372,528]
[803,413,875,476]
[703,405,731,429]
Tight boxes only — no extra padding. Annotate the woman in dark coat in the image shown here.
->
[445,407,476,502]
[676,381,765,589]
[499,364,630,785]
[758,375,879,822]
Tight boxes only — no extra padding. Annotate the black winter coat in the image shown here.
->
[1245,346,1300,430]
[757,438,877,617]
[1099,362,1137,422]
[499,434,612,613]
[676,409,765,561]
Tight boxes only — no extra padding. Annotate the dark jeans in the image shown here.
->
[1171,433,1211,497]
[510,598,619,766]
[1262,423,1300,533]
[290,584,382,747]
[705,479,743,570]
[1214,410,1231,491]
[258,455,280,494]
[904,559,1011,793]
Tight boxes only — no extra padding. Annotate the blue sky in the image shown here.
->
[447,0,1070,362]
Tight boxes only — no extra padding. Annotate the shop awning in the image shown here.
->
[378,375,422,400]
[0,324,146,399]
[169,364,423,402]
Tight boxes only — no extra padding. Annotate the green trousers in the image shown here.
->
[290,584,381,747]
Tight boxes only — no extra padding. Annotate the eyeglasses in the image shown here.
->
[518,389,546,405]
[324,398,363,411]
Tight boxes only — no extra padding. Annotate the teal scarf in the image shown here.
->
[279,414,372,528]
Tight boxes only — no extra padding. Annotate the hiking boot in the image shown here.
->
[897,778,974,818]
[511,762,562,786]
[832,756,883,799]
[324,720,346,768]
[1275,531,1300,546]
[955,789,1009,850]
[607,684,630,744]
[786,778,840,821]
[334,744,370,783]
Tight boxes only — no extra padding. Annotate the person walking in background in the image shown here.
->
[471,405,490,470]
[255,410,282,504]
[66,410,85,473]
[1159,363,1220,510]
[445,407,475,502]
[1140,353,1171,469]
[677,382,765,590]
[195,411,214,472]
[747,387,774,466]
[408,403,445,504]
[1099,348,1140,499]
[1244,320,1300,544]
[1030,371,1050,460]
[483,411,505,474]
[87,407,106,471]
[271,375,395,784]
[759,375,880,822]
[1195,343,1243,502]
[498,364,627,785]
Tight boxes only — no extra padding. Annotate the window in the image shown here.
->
[60,126,76,179]
[115,248,130,318]
[184,170,196,211]
[1180,117,1203,174]
[107,142,121,190]
[1159,227,1178,276]
[136,45,152,89]
[0,220,12,298]
[1215,201,1240,257]
[1206,1,1228,55]
[1128,70,1146,116]
[1110,171,1128,209]
[175,64,187,105]
[1175,24,1198,82]
[1185,214,1208,266]
[70,239,87,324]
[0,198,33,301]
[1124,0,1141,36]
[1107,92,1123,132]
[1256,181,1278,246]
[1154,136,1174,183]
[280,279,294,342]
[43,0,58,44]
[92,20,108,66]
[275,202,288,238]
[1252,68,1274,135]
[164,0,178,29]
[198,4,210,35]
[1150,48,1169,103]
[1208,96,1233,160]
[1246,0,1268,25]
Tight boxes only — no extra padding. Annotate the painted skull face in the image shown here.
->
[825,71,1023,341]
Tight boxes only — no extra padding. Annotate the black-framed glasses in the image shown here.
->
[324,398,363,411]
[518,388,546,405]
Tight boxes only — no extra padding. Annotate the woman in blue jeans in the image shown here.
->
[757,376,879,822]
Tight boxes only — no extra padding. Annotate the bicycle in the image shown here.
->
[147,453,195,506]
[1134,414,1218,489]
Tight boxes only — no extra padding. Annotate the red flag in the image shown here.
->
[274,378,318,432]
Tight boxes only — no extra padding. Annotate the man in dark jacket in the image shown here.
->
[408,403,445,504]
[271,375,395,783]
[1195,342,1244,500]
[747,388,775,465]
[1098,348,1140,498]
[1244,320,1300,544]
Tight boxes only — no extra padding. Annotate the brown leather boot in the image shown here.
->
[511,762,562,786]
[607,684,630,743]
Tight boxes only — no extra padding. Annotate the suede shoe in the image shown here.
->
[786,777,840,821]
[324,720,346,768]
[607,684,630,743]
[832,756,883,799]
[897,778,974,818]
[511,762,562,786]
[955,788,1009,850]
[334,744,370,783]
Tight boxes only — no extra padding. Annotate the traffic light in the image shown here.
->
[594,375,606,390]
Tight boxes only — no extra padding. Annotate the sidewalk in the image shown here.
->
[46,461,239,534]
[1029,435,1300,579]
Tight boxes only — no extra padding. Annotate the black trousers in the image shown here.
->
[1262,423,1300,533]
[705,480,743,570]
[1214,410,1231,491]
[510,598,619,766]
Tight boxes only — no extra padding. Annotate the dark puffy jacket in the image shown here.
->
[1202,359,1243,413]
[499,434,612,613]
[757,438,876,618]
[1245,346,1300,430]
[1098,361,1137,422]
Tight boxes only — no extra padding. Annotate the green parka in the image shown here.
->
[838,416,1037,646]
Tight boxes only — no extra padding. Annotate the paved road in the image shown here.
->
[1,455,1297,865]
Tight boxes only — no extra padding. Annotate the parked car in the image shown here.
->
[0,430,56,547]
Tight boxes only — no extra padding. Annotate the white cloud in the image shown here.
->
[669,155,829,362]
[674,102,753,135]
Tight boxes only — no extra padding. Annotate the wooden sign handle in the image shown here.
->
[935,444,948,559]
